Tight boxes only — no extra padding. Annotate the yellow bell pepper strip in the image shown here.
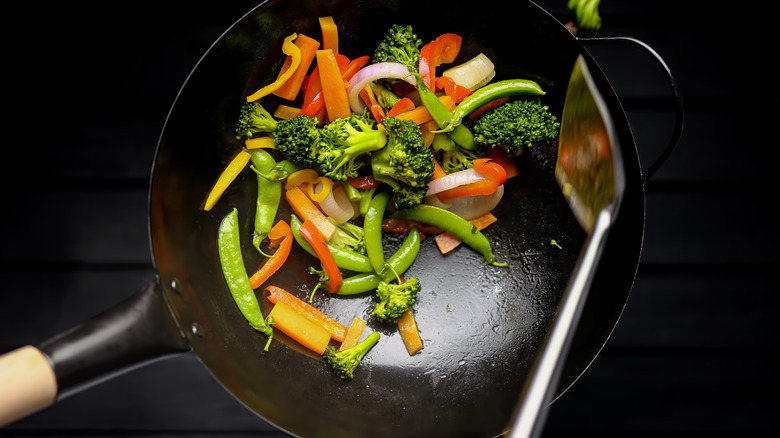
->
[272,104,302,120]
[319,16,339,54]
[434,212,498,254]
[436,158,507,201]
[247,33,301,102]
[339,316,367,351]
[267,300,331,355]
[266,285,347,343]
[245,136,275,150]
[249,220,293,290]
[298,219,343,293]
[217,208,274,350]
[307,176,334,203]
[285,186,336,241]
[285,168,320,190]
[398,308,423,355]
[317,49,352,122]
[203,150,251,211]
[272,33,321,101]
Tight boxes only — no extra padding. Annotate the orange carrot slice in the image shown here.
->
[339,317,367,351]
[266,285,347,342]
[398,309,423,355]
[316,49,351,121]
[267,301,331,355]
[319,16,339,54]
[285,186,336,241]
[396,95,456,125]
[434,212,498,254]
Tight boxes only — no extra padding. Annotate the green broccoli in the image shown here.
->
[236,101,278,139]
[471,99,560,157]
[317,113,389,182]
[328,218,366,255]
[370,116,434,209]
[272,115,323,168]
[372,24,423,73]
[323,331,381,380]
[371,276,421,323]
[568,0,602,31]
[430,132,486,174]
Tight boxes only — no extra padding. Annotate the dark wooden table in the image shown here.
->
[2,1,778,436]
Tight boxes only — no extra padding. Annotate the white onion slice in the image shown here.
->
[347,62,418,114]
[318,184,354,223]
[426,168,488,197]
[442,53,495,91]
[423,194,453,210]
[446,185,505,221]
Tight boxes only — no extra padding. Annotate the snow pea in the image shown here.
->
[364,190,392,274]
[443,79,546,131]
[290,214,373,273]
[414,74,478,150]
[391,204,506,267]
[249,149,281,252]
[217,208,274,350]
[336,228,421,296]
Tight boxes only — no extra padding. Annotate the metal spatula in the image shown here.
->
[506,53,626,438]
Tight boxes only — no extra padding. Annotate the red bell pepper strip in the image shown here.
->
[486,146,519,179]
[419,33,463,90]
[347,175,382,190]
[298,219,343,293]
[435,76,472,104]
[249,220,294,289]
[359,85,386,123]
[418,41,436,91]
[436,158,507,201]
[386,97,416,118]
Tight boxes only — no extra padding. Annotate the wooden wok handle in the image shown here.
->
[0,346,57,427]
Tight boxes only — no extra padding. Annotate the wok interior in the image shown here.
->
[149,1,643,437]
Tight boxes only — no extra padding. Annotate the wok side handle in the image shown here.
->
[0,280,191,427]
[579,36,684,182]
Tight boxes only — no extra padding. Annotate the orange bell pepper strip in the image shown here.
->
[341,55,370,81]
[272,104,302,120]
[285,186,336,240]
[248,220,294,289]
[266,285,347,342]
[436,158,508,201]
[319,16,339,55]
[247,33,301,102]
[431,153,447,180]
[272,33,321,101]
[386,97,416,118]
[396,95,456,125]
[298,219,343,293]
[316,49,352,122]
[435,76,472,104]
[398,308,423,355]
[203,150,251,211]
[468,96,509,120]
[486,145,519,179]
[434,212,498,254]
[420,119,440,148]
[339,316,367,351]
[267,301,332,355]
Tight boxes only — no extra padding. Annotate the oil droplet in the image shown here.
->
[170,278,182,294]
[458,359,466,366]
[191,322,204,338]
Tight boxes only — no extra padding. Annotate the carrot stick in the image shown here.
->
[339,317,367,351]
[434,212,498,254]
[272,33,321,101]
[397,309,423,355]
[431,153,447,180]
[267,301,332,355]
[316,49,352,122]
[248,221,293,289]
[319,16,339,54]
[266,285,347,342]
[285,186,336,241]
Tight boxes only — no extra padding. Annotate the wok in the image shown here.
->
[0,0,682,437]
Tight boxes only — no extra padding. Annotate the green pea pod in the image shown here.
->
[290,214,373,273]
[414,74,478,151]
[249,149,281,252]
[442,79,546,132]
[364,190,392,274]
[337,228,421,296]
[391,204,506,267]
[217,208,274,350]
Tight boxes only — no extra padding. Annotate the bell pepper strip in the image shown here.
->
[418,41,436,91]
[267,300,331,355]
[203,150,251,211]
[245,136,276,150]
[468,96,509,120]
[415,75,477,150]
[217,208,274,350]
[386,97,416,118]
[317,49,352,122]
[298,219,343,293]
[249,149,282,251]
[273,104,302,120]
[436,158,508,201]
[339,316,367,351]
[272,33,321,101]
[391,204,505,266]
[247,33,301,102]
[396,95,456,126]
[430,152,447,180]
[341,55,370,81]
[398,308,423,355]
[336,228,421,296]
[381,218,442,235]
[420,119,439,148]
[364,190,392,274]
[266,285,347,342]
[359,85,386,123]
[439,79,546,131]
[486,146,519,179]
[285,168,320,190]
[418,33,462,91]
[249,220,293,289]
[285,186,336,241]
[319,16,339,54]
[290,214,373,273]
[347,175,381,190]
[434,212,498,254]
[307,176,334,203]
[436,76,472,104]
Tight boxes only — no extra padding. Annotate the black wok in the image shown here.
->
[0,1,681,437]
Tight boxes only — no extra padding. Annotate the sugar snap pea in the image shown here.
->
[364,190,392,274]
[249,149,281,252]
[290,214,373,273]
[441,79,546,132]
[414,73,478,150]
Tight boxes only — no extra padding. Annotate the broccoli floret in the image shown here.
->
[472,99,560,157]
[372,24,423,73]
[323,331,381,380]
[328,218,366,255]
[430,132,487,174]
[236,101,278,139]
[370,116,434,209]
[568,0,602,31]
[317,113,389,182]
[371,277,421,323]
[272,115,322,168]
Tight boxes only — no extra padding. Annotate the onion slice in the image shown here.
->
[318,184,355,223]
[347,62,417,114]
[442,53,495,91]
[426,168,488,197]
[446,185,504,221]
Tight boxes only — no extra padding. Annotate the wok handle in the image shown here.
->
[0,280,190,427]
[579,36,684,181]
